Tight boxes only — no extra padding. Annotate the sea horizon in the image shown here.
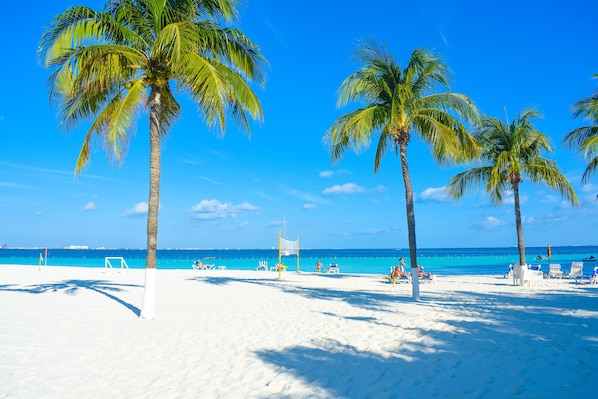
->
[2,245,597,276]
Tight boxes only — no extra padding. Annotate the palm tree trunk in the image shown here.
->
[513,182,526,268]
[399,143,420,301]
[140,88,162,320]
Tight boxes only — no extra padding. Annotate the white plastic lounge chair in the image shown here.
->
[389,266,410,285]
[513,264,542,286]
[418,267,437,283]
[326,264,340,274]
[513,263,524,285]
[575,266,598,284]
[192,260,216,270]
[257,261,268,271]
[566,262,584,279]
[505,264,514,279]
[547,264,563,279]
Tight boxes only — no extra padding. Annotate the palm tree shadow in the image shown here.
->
[0,279,142,316]
[255,288,598,398]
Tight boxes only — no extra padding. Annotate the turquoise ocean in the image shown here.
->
[1,246,597,276]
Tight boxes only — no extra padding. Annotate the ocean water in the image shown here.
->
[1,246,597,276]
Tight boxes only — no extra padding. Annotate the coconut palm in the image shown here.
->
[324,42,479,300]
[447,109,579,268]
[39,0,266,319]
[563,74,598,183]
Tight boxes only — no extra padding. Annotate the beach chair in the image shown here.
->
[565,262,583,279]
[513,263,524,285]
[389,266,410,285]
[192,259,215,270]
[417,266,436,283]
[575,266,598,284]
[529,265,543,286]
[504,264,514,279]
[512,263,540,286]
[326,263,340,274]
[547,264,563,279]
[256,261,268,271]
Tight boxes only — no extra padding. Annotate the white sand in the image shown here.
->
[1,266,597,399]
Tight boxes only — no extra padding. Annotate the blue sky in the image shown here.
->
[1,0,597,249]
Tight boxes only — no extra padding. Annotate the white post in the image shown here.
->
[140,268,156,319]
[411,267,420,301]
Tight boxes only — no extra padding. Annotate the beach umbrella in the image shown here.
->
[547,244,552,261]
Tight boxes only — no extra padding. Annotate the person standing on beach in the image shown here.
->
[316,260,322,273]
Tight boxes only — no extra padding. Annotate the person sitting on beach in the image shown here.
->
[391,266,407,279]
[316,260,322,273]
[194,259,206,269]
[417,265,433,278]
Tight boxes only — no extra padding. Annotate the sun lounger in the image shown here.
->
[389,266,410,285]
[547,264,563,279]
[326,264,339,273]
[192,260,215,270]
[565,262,584,279]
[575,266,598,284]
[257,261,268,271]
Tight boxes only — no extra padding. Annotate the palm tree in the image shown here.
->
[563,74,598,183]
[39,0,266,319]
[324,42,479,300]
[447,109,579,269]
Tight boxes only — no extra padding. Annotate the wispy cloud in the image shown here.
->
[322,183,365,196]
[82,201,96,211]
[419,186,448,202]
[478,216,506,229]
[286,188,329,205]
[190,199,259,220]
[360,227,392,235]
[303,203,316,210]
[319,169,351,178]
[123,202,149,217]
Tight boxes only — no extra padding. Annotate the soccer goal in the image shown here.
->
[104,257,129,270]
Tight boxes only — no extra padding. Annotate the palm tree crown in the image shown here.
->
[447,109,578,267]
[325,42,479,300]
[563,73,598,183]
[39,0,265,171]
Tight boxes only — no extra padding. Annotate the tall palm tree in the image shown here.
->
[447,109,579,269]
[563,74,598,183]
[39,0,266,319]
[324,43,479,300]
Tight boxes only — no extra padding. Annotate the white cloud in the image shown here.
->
[420,187,448,202]
[303,203,316,210]
[82,201,96,211]
[190,199,259,220]
[319,169,351,178]
[322,183,365,196]
[123,202,149,217]
[370,185,387,193]
[481,216,505,229]
[361,227,392,234]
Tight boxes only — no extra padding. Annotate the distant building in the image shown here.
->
[64,245,89,250]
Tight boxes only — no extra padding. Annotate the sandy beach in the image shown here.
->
[1,266,597,398]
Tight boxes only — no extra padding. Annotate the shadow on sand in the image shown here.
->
[0,279,142,316]
[190,274,598,398]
